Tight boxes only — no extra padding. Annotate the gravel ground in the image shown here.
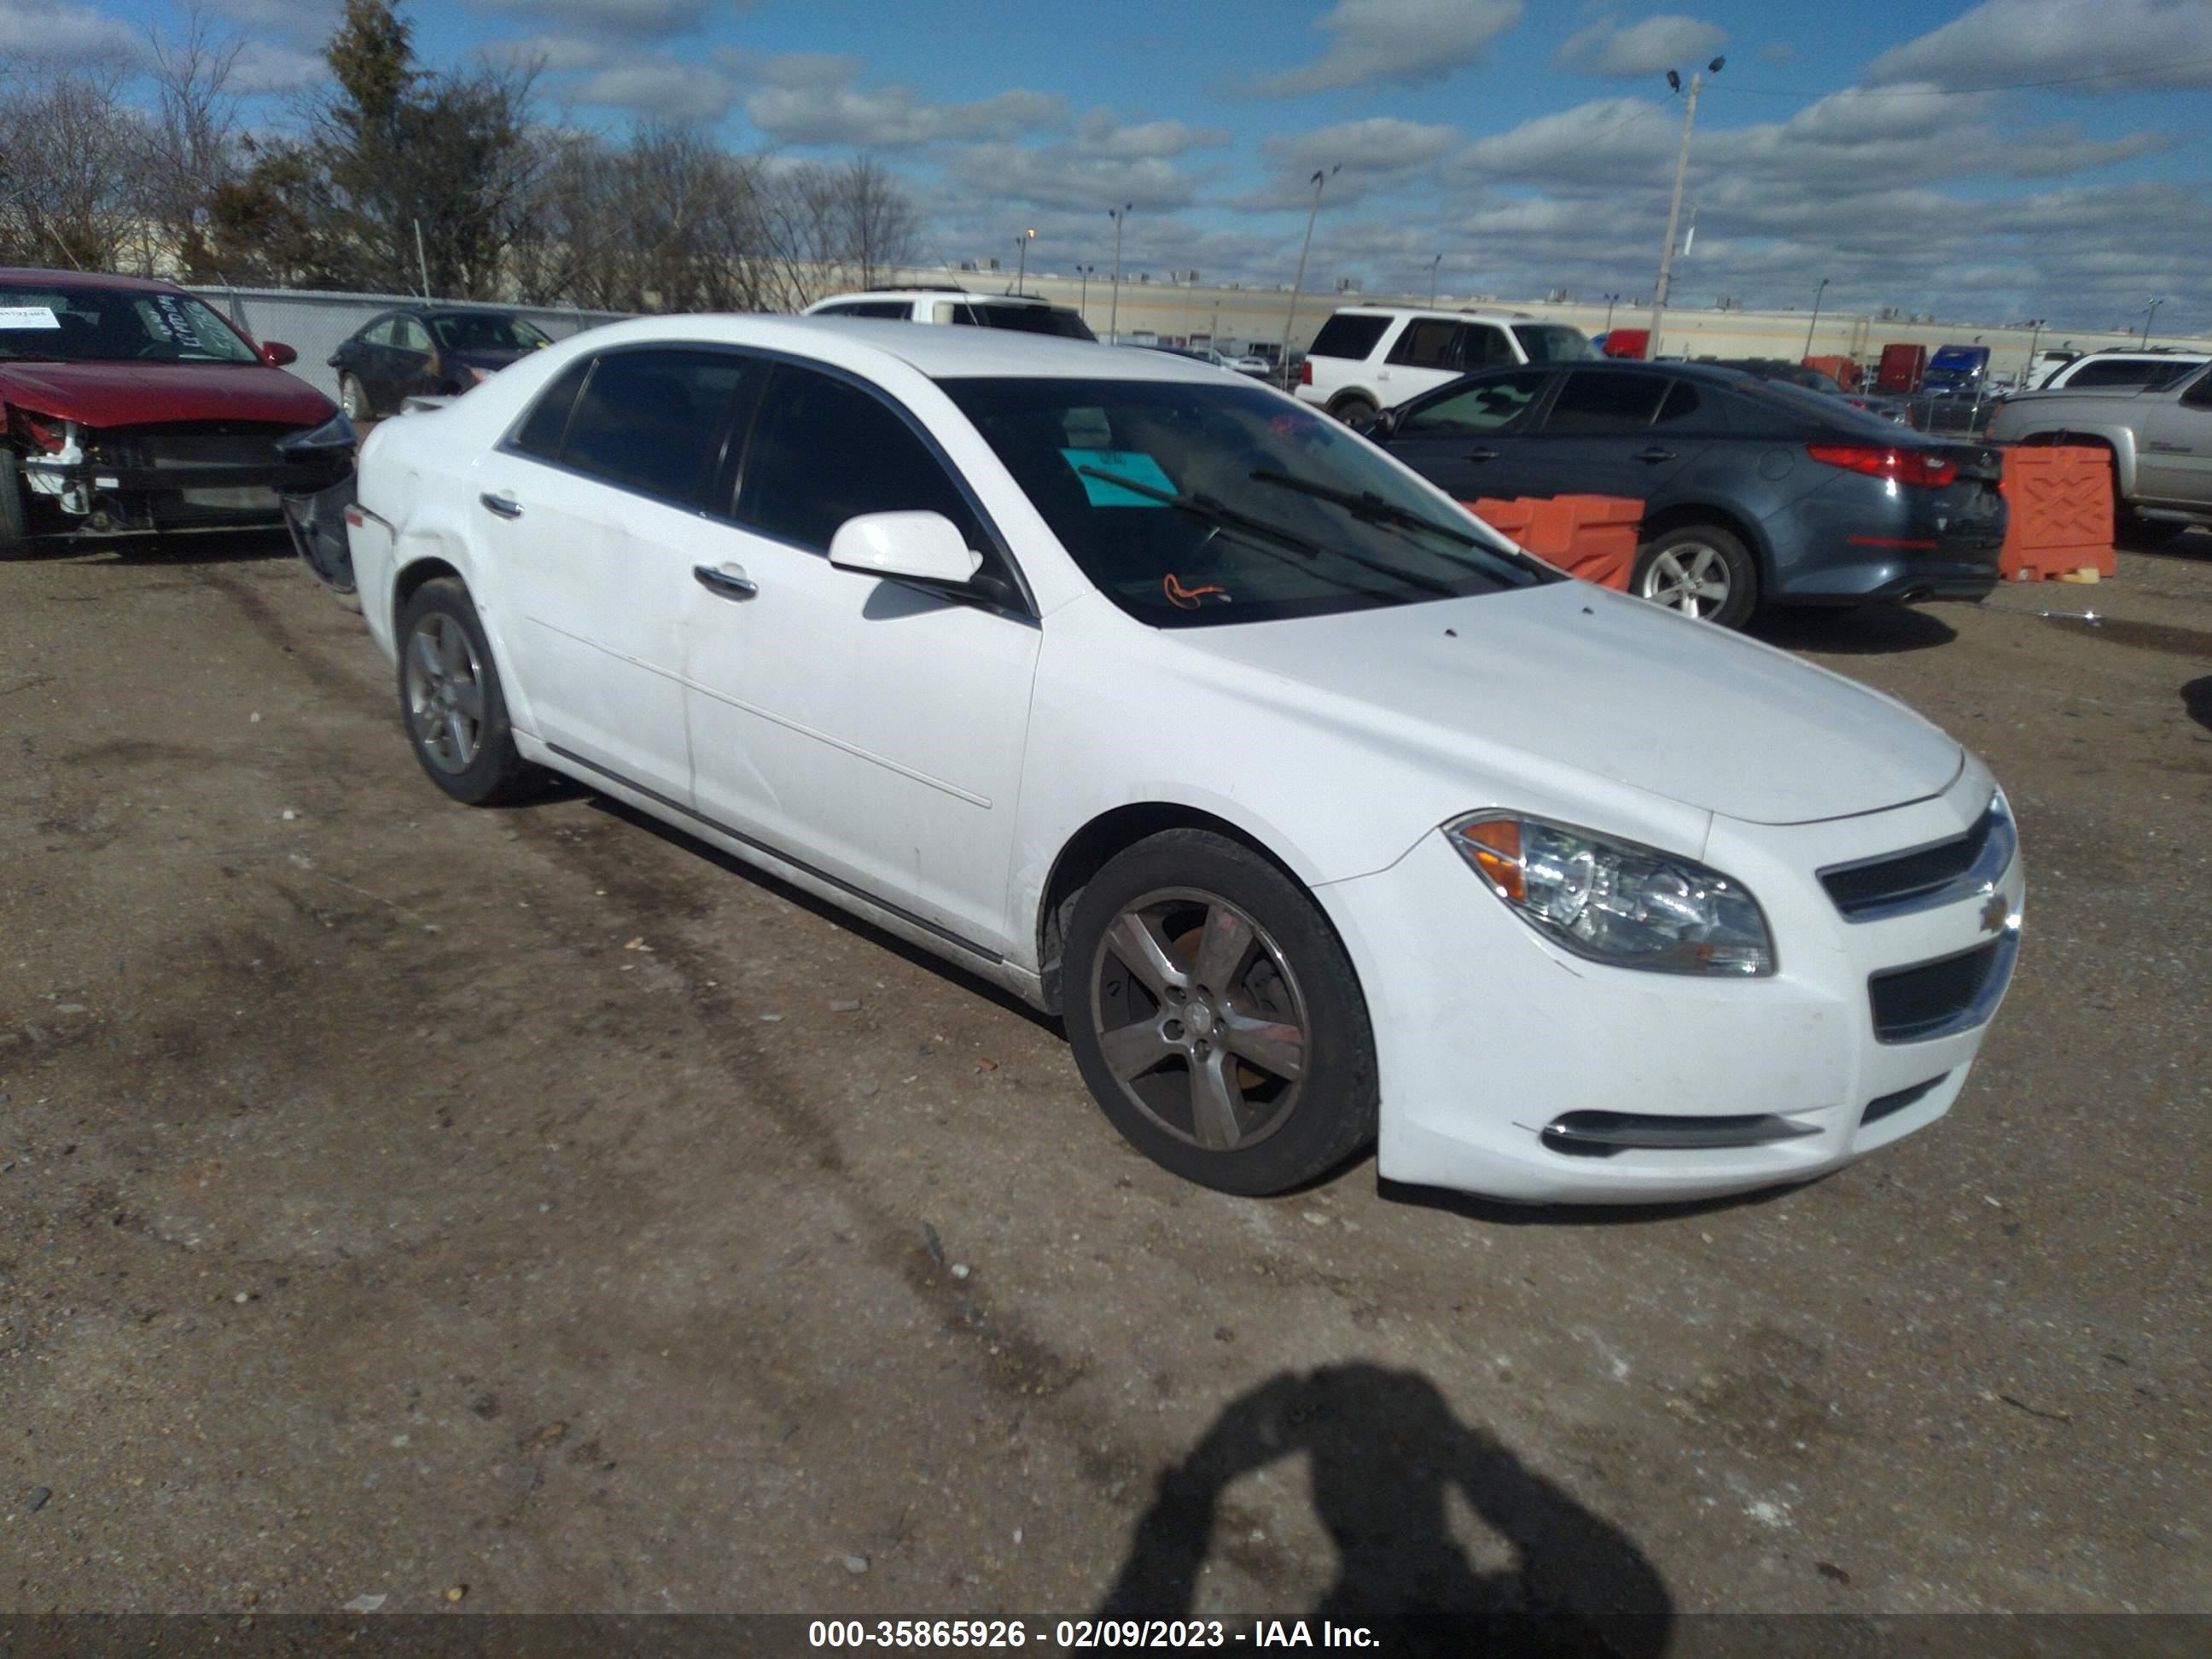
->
[1,530,2206,1626]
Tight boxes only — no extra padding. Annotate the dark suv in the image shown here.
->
[1370,360,2005,627]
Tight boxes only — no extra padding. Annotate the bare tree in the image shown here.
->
[0,60,148,271]
[138,4,246,280]
[834,155,918,290]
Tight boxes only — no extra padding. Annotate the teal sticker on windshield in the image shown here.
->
[1062,448,1175,507]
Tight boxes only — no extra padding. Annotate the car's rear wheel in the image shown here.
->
[1065,830,1377,1196]
[1329,394,1377,427]
[1633,524,1757,628]
[2116,504,2188,551]
[396,579,534,806]
[0,451,30,560]
[339,374,370,423]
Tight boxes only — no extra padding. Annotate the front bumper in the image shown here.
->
[1320,760,2023,1203]
[18,439,351,535]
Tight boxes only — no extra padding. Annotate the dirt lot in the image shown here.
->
[2,530,2207,1627]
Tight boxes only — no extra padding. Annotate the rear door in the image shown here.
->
[1382,369,1552,501]
[472,346,755,802]
[1520,369,1718,502]
[392,315,439,400]
[2135,368,2212,505]
[1377,316,1465,405]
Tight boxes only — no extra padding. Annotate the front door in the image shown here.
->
[471,346,754,804]
[683,363,1039,954]
[1383,368,1552,501]
[1524,370,1716,501]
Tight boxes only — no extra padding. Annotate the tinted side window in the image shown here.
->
[1542,372,1670,435]
[2064,359,2156,388]
[360,316,397,346]
[511,358,591,460]
[851,301,913,318]
[559,348,751,505]
[2181,368,2212,407]
[1400,370,1550,437]
[736,365,985,553]
[1388,318,1459,368]
[1307,313,1389,360]
[1458,325,1515,369]
[395,317,430,352]
[1654,381,1704,425]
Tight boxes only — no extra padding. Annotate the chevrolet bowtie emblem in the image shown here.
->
[1980,892,2011,934]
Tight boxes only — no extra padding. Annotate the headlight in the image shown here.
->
[1445,812,1774,976]
[276,411,358,458]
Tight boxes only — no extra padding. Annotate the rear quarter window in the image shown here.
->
[1307,314,1389,361]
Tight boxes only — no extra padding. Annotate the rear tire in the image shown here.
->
[395,578,534,806]
[1330,394,1377,427]
[0,451,31,560]
[1633,523,1758,628]
[2116,504,2187,551]
[1064,830,1377,1196]
[339,374,370,423]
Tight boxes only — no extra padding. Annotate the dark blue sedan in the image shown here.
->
[1367,360,2005,627]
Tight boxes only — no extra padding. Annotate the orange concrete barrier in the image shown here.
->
[1464,495,1642,591]
[1997,445,2115,581]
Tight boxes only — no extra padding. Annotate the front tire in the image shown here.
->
[1329,394,1377,428]
[1633,523,1757,628]
[1064,830,1377,1196]
[339,374,370,422]
[395,579,533,806]
[0,451,31,560]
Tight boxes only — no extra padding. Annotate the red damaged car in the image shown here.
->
[1,267,354,561]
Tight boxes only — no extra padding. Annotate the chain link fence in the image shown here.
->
[189,287,631,401]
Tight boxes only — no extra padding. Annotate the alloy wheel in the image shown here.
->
[1640,541,1732,619]
[1088,887,1311,1154]
[404,613,486,774]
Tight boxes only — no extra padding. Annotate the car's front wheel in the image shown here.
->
[1633,524,1757,627]
[1065,830,1377,1195]
[1329,394,1377,427]
[395,578,535,806]
[339,374,370,423]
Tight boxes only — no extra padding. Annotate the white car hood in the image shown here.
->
[1165,582,1962,827]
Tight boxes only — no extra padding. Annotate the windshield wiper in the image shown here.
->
[1249,467,1481,548]
[1075,465,1459,599]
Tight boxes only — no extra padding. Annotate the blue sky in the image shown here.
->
[10,0,2211,333]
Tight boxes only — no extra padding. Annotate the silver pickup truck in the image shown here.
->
[1986,362,2212,544]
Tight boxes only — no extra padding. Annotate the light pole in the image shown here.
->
[1649,56,1722,361]
[1802,277,1829,358]
[1074,265,1094,324]
[1428,253,1441,306]
[2142,296,2163,346]
[1603,291,1621,332]
[1015,228,1034,295]
[1108,204,1132,343]
[2023,317,2045,387]
[1279,163,1338,387]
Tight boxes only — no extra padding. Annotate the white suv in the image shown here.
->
[1295,306,1594,422]
[2033,347,2209,393]
[803,288,1094,341]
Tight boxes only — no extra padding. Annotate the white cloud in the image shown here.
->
[1867,0,2212,90]
[573,58,740,124]
[206,0,342,46]
[1557,15,1728,79]
[467,0,737,38]
[486,34,615,74]
[945,145,1202,213]
[1247,0,1524,96]
[1241,117,1464,207]
[0,0,139,62]
[1074,109,1231,160]
[228,39,329,94]
[745,67,1063,148]
[1755,41,1796,65]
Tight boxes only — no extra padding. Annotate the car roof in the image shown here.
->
[1328,305,1541,323]
[579,312,1231,383]
[0,265,197,294]
[812,288,1068,310]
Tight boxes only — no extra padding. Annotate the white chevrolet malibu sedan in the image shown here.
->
[344,315,2023,1205]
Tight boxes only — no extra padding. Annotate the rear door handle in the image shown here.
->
[479,492,522,520]
[1633,447,1677,464]
[1464,447,1498,462]
[694,563,757,600]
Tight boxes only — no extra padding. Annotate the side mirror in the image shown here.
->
[261,341,299,367]
[828,510,983,588]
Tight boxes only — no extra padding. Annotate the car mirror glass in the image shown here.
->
[828,510,984,587]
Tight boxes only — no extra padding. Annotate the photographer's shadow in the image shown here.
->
[1099,1364,1671,1654]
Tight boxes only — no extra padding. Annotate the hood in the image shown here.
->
[1169,582,1962,827]
[0,360,336,428]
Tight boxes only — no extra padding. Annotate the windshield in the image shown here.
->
[962,304,1096,341]
[1511,324,1594,363]
[0,283,259,364]
[943,377,1551,627]
[431,312,552,353]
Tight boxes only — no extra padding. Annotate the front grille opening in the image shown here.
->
[1870,940,2004,1042]
[1861,1073,1948,1127]
[1541,1111,1823,1159]
[1822,812,1996,918]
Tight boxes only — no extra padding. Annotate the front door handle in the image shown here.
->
[694,563,758,600]
[480,492,522,520]
[1633,447,1677,464]
[1464,446,1498,462]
